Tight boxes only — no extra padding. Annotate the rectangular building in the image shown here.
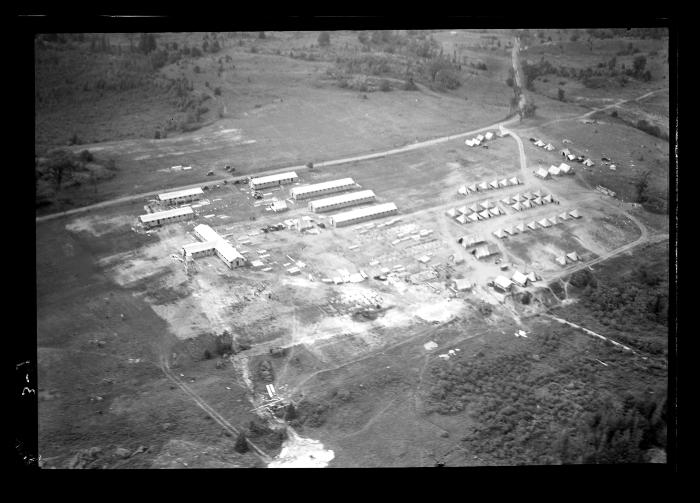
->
[290,178,356,200]
[308,190,376,213]
[329,202,398,228]
[186,224,246,268]
[139,206,194,228]
[249,171,298,190]
[157,187,204,205]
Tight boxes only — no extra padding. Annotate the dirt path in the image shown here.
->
[543,313,635,352]
[158,354,271,462]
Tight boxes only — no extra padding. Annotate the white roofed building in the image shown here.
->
[187,224,246,268]
[329,202,398,227]
[250,171,299,190]
[139,206,194,228]
[290,178,356,200]
[157,187,204,206]
[308,189,376,212]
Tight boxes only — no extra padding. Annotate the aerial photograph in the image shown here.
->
[33,25,672,468]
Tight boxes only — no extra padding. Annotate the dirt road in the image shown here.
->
[158,354,271,462]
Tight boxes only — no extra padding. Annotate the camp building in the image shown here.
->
[329,202,398,228]
[249,171,299,191]
[309,190,376,213]
[139,206,194,228]
[290,178,356,200]
[183,224,246,268]
[158,187,204,205]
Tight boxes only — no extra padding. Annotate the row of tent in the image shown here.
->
[555,251,581,266]
[562,148,596,166]
[491,210,581,239]
[531,138,555,151]
[458,176,522,195]
[535,163,575,179]
[496,270,540,291]
[446,202,507,224]
[509,193,556,211]
[465,131,495,147]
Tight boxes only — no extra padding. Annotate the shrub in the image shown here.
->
[213,86,221,96]
[154,130,161,139]
[318,31,330,47]
[557,88,565,101]
[435,68,461,90]
[379,79,391,92]
[191,47,202,57]
[79,150,94,163]
[404,78,418,91]
[234,433,249,453]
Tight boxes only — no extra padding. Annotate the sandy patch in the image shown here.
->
[414,298,464,322]
[268,430,334,468]
[66,214,134,237]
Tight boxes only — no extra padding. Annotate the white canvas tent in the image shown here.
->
[532,190,543,198]
[583,159,594,167]
[489,180,499,190]
[468,184,478,192]
[522,192,533,200]
[445,208,458,218]
[532,197,543,206]
[534,139,546,147]
[457,205,469,214]
[555,255,568,266]
[509,176,521,185]
[516,223,527,233]
[494,275,513,291]
[478,210,491,219]
[478,181,489,191]
[567,154,577,161]
[465,139,474,147]
[548,165,561,176]
[480,200,493,210]
[511,202,524,211]
[538,218,552,228]
[498,179,509,188]
[501,197,512,205]
[544,144,555,151]
[548,217,559,226]
[559,163,573,174]
[543,194,554,204]
[468,203,479,213]
[468,213,480,222]
[458,185,468,195]
[512,193,524,202]
[511,271,529,287]
[567,251,580,262]
[569,209,581,219]
[493,228,507,239]
[504,227,516,235]
[456,214,468,224]
[535,167,550,179]
[489,206,502,216]
[558,212,570,221]
[484,131,494,140]
[527,221,538,230]
[476,134,485,142]
[527,271,538,283]
[522,200,533,209]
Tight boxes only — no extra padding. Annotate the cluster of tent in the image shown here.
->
[464,131,494,147]
[446,200,507,224]
[555,251,581,266]
[491,209,581,239]
[530,138,555,151]
[535,163,575,179]
[505,189,556,211]
[562,148,595,167]
[457,176,522,196]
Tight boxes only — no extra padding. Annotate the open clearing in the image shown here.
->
[36,28,670,468]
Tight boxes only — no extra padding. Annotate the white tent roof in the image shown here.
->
[527,271,538,282]
[532,197,543,205]
[489,206,502,216]
[456,214,468,224]
[544,144,555,150]
[484,131,494,140]
[538,218,551,228]
[476,134,485,141]
[478,182,489,191]
[522,200,532,209]
[535,167,550,178]
[498,179,509,187]
[458,185,468,195]
[468,203,480,213]
[509,177,521,185]
[512,193,524,202]
[533,190,543,198]
[493,229,506,239]
[494,275,513,290]
[501,197,513,205]
[473,139,481,146]
[548,217,559,226]
[465,139,474,146]
[512,270,529,287]
[567,154,577,161]
[478,210,491,219]
[558,212,570,220]
[468,213,480,222]
[559,162,572,172]
[480,200,493,210]
[527,221,538,230]
[511,202,523,211]
[457,205,469,214]
[569,209,581,218]
[522,192,533,199]
[548,165,561,176]
[445,208,458,217]
[556,256,568,266]
[567,251,580,261]
[534,139,546,147]
[489,180,499,189]
[504,227,516,235]
[468,184,478,192]
[516,223,526,233]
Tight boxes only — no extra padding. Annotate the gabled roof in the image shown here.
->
[535,167,550,178]
[476,134,485,141]
[465,139,474,146]
[538,218,551,228]
[559,162,572,172]
[446,208,458,217]
[567,251,580,261]
[458,185,468,195]
[522,200,533,209]
[468,213,480,222]
[461,234,485,247]
[532,197,543,206]
[489,180,499,189]
[509,176,521,185]
[494,275,513,290]
[516,223,526,233]
[498,179,509,187]
[456,214,468,224]
[489,206,502,216]
[512,270,529,286]
[478,209,491,219]
[478,181,489,191]
[548,165,561,176]
[558,212,570,220]
[543,194,554,204]
[493,229,506,239]
[569,209,581,219]
[567,154,577,161]
[527,271,538,283]
[561,148,571,156]
[468,203,480,213]
[457,205,469,214]
[527,221,538,230]
[511,202,523,211]
[556,255,568,266]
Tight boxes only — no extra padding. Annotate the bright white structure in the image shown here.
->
[548,165,561,176]
[185,224,246,268]
[270,200,288,212]
[494,275,513,292]
[484,131,494,140]
[290,178,356,200]
[308,189,376,213]
[329,202,398,228]
[139,206,194,228]
[559,163,573,174]
[249,171,298,190]
[535,167,550,179]
[511,271,529,287]
[157,187,204,205]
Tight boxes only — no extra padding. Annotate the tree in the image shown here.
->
[138,33,157,54]
[522,101,537,119]
[557,88,566,101]
[318,31,330,47]
[635,170,651,202]
[607,56,617,71]
[633,55,647,76]
[234,433,249,453]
